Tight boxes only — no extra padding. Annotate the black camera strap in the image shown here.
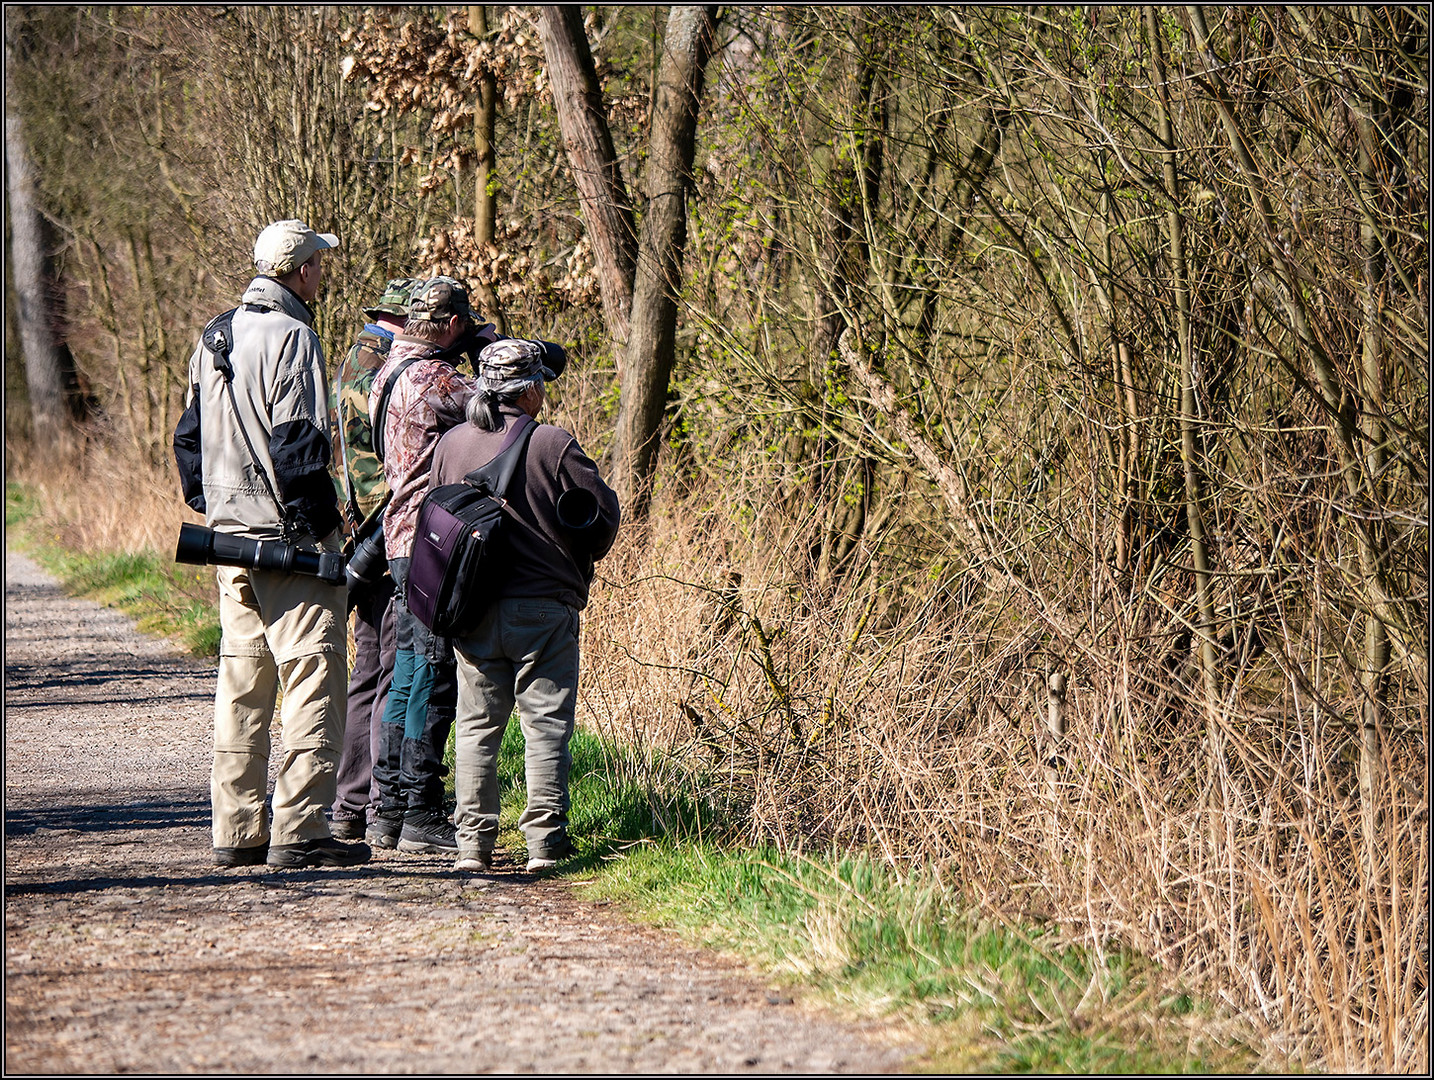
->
[203,307,297,544]
[372,355,426,463]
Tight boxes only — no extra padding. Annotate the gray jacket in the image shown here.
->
[173,277,340,543]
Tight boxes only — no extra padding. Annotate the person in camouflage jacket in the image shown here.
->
[327,278,422,837]
[365,276,499,854]
[332,278,422,529]
[364,275,563,854]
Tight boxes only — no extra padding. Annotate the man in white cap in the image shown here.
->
[173,218,370,869]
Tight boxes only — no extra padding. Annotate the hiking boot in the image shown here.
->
[454,852,492,873]
[329,815,366,841]
[215,844,268,867]
[525,836,578,873]
[266,837,372,868]
[397,807,459,854]
[366,807,404,850]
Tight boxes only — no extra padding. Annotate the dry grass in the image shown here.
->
[579,496,1430,1075]
[9,435,1424,1072]
[6,440,199,556]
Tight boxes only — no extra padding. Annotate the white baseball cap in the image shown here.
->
[253,219,339,275]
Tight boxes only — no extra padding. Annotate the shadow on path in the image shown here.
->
[5,798,211,838]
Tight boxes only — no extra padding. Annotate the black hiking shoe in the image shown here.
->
[266,837,372,868]
[366,807,404,850]
[215,844,268,867]
[397,807,459,854]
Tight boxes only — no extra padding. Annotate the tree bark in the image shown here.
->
[1354,5,1397,866]
[1150,6,1223,734]
[468,6,504,332]
[609,5,717,517]
[811,21,884,378]
[537,5,637,350]
[5,19,77,454]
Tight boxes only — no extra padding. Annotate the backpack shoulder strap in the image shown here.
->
[201,308,239,378]
[372,354,426,462]
[201,305,294,540]
[464,414,537,497]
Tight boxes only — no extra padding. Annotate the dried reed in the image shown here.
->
[579,495,1429,1074]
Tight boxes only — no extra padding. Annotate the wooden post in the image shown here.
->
[1046,671,1067,847]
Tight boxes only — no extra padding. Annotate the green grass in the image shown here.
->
[485,718,1257,1074]
[5,481,221,656]
[10,475,1251,1071]
[6,480,40,528]
[445,719,708,857]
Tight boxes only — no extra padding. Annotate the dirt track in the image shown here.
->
[3,549,923,1074]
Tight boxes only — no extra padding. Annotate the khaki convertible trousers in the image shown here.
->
[212,563,347,849]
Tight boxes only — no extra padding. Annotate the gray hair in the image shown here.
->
[467,376,543,431]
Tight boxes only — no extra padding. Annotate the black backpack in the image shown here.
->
[406,414,537,635]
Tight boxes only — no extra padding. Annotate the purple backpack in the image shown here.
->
[406,414,536,635]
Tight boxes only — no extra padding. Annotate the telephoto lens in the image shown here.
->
[175,522,218,566]
[555,488,599,531]
[536,341,567,378]
[345,526,388,590]
[174,522,346,586]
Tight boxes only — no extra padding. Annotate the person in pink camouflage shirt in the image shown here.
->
[366,276,497,853]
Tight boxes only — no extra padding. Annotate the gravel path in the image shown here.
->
[4,549,922,1074]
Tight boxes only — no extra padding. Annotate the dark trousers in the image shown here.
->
[331,575,396,819]
[377,557,456,813]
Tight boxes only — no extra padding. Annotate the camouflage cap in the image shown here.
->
[363,277,423,320]
[477,338,561,397]
[407,275,475,323]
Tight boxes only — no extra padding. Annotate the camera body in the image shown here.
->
[439,327,567,379]
[175,523,346,586]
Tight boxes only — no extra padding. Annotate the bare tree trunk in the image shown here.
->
[811,22,884,376]
[609,5,718,517]
[537,5,637,350]
[1149,7,1223,736]
[1045,670,1066,845]
[6,20,75,454]
[807,18,888,585]
[468,5,504,332]
[1354,5,1395,865]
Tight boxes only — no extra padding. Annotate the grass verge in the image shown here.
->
[6,480,221,656]
[494,721,1258,1074]
[9,474,1255,1072]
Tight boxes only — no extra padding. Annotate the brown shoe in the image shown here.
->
[330,816,366,841]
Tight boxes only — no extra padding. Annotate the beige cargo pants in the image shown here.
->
[212,564,347,849]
